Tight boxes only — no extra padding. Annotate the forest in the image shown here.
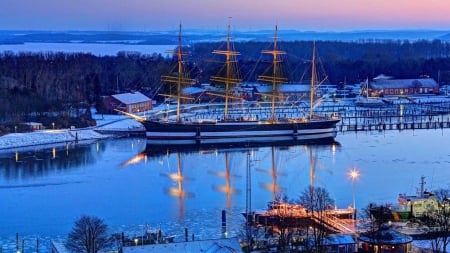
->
[1,39,450,133]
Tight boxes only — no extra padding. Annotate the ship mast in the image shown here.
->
[258,25,288,121]
[309,42,317,120]
[161,24,195,123]
[211,21,241,120]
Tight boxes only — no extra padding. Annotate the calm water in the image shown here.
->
[1,129,450,252]
[0,43,174,56]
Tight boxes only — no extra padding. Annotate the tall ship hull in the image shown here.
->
[143,118,339,145]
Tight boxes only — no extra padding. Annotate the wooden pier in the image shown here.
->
[245,208,356,234]
[331,102,450,132]
[171,99,450,133]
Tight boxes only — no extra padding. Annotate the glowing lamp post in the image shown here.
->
[348,168,359,220]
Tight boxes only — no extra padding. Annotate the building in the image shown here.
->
[358,225,413,253]
[103,92,152,114]
[22,122,43,131]
[121,237,242,253]
[302,234,356,253]
[368,75,439,97]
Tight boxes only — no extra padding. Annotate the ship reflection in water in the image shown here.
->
[120,138,341,221]
[2,130,450,252]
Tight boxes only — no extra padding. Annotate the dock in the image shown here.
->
[245,207,356,234]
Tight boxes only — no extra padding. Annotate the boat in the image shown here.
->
[140,24,340,145]
[369,176,444,221]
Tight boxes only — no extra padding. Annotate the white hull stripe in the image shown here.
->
[146,127,336,139]
[146,132,336,145]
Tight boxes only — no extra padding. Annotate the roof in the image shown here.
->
[305,234,355,247]
[256,84,311,93]
[122,237,242,253]
[182,86,207,95]
[112,92,151,104]
[373,74,393,80]
[321,234,356,246]
[370,78,438,89]
[51,241,70,253]
[23,122,43,126]
[359,226,413,245]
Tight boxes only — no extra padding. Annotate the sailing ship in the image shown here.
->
[140,25,340,145]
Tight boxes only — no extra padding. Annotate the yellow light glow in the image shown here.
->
[349,168,359,180]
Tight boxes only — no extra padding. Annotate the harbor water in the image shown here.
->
[0,129,450,252]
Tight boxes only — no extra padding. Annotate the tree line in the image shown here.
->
[1,39,450,133]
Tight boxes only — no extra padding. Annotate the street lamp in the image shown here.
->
[348,168,359,220]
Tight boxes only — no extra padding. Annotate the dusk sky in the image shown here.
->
[1,0,450,31]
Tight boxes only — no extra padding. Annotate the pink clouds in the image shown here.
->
[0,0,449,31]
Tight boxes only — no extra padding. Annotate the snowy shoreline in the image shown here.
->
[0,113,145,151]
[0,128,110,151]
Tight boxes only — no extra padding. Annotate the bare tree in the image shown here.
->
[360,204,385,252]
[298,186,333,253]
[422,189,450,253]
[65,215,112,253]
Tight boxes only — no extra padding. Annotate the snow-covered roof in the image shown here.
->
[321,234,356,245]
[370,78,438,89]
[122,237,242,253]
[256,84,310,93]
[359,226,413,245]
[373,74,393,80]
[182,86,206,95]
[23,122,43,126]
[112,92,151,104]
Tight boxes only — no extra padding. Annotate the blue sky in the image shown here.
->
[1,0,450,31]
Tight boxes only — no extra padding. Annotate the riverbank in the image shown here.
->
[0,113,144,150]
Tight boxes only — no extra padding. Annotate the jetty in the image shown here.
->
[159,97,450,133]
[244,204,356,234]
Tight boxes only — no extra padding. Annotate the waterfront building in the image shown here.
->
[367,74,439,97]
[103,91,152,114]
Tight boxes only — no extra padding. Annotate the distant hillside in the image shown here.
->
[0,29,449,45]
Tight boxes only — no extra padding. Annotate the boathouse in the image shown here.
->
[103,91,152,114]
[368,75,439,97]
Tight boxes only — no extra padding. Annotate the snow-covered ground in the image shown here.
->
[0,111,145,150]
[2,95,449,151]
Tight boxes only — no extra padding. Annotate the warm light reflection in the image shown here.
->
[52,147,56,159]
[162,152,193,219]
[15,151,19,162]
[168,172,183,182]
[211,152,237,208]
[121,153,147,167]
[331,143,336,163]
[262,182,281,193]
[256,147,283,200]
[66,143,70,156]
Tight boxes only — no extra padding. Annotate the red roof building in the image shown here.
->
[368,75,439,97]
[103,92,152,114]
